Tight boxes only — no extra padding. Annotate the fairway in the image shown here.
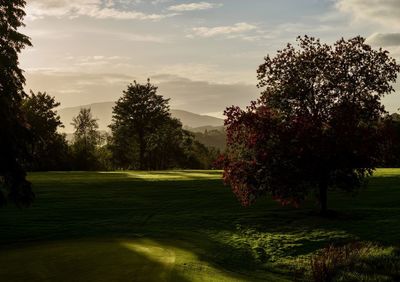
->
[1,170,400,281]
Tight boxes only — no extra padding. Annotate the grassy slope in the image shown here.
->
[0,169,399,281]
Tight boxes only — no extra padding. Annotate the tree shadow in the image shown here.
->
[2,171,400,281]
[0,239,190,282]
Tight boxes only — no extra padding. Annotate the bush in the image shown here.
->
[309,242,400,282]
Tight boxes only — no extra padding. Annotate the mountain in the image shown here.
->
[187,125,224,133]
[58,102,114,133]
[170,110,223,128]
[57,102,224,133]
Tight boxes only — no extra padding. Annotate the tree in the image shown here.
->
[22,91,69,171]
[182,138,221,169]
[145,117,188,169]
[110,80,216,170]
[193,129,227,151]
[0,0,34,206]
[70,108,102,170]
[380,113,400,167]
[109,125,139,169]
[222,36,400,214]
[110,80,170,170]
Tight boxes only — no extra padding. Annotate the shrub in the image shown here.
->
[309,242,400,282]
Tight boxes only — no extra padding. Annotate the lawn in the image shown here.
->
[0,169,399,281]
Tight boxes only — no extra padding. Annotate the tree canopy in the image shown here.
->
[110,80,218,170]
[110,80,172,170]
[222,36,400,214]
[0,0,33,206]
[70,108,103,170]
[22,91,69,171]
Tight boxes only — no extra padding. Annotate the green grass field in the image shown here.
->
[0,169,400,281]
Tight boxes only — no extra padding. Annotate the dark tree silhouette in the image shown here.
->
[0,0,34,206]
[23,91,69,171]
[110,80,170,170]
[71,108,102,170]
[222,36,400,214]
[110,79,214,170]
[380,113,400,167]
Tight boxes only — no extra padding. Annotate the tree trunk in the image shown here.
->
[318,181,328,215]
[139,139,145,170]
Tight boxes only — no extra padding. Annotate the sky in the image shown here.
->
[21,0,400,117]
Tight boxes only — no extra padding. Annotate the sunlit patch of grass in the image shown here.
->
[1,169,400,281]
[0,239,253,282]
[120,170,223,181]
[51,170,224,181]
[207,227,353,270]
[373,168,400,177]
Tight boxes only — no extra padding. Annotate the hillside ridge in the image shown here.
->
[58,102,224,133]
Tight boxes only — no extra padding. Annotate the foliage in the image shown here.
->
[22,91,70,171]
[145,117,189,169]
[309,242,400,282]
[193,129,227,151]
[71,108,101,147]
[110,79,171,170]
[70,108,104,170]
[222,36,400,213]
[310,242,367,282]
[108,125,139,169]
[182,139,221,169]
[379,113,400,167]
[95,133,113,171]
[0,0,33,206]
[110,80,218,170]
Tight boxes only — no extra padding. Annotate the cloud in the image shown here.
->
[26,0,174,21]
[188,21,336,42]
[151,0,172,4]
[24,25,168,43]
[25,70,259,118]
[336,0,400,28]
[154,63,256,84]
[168,2,222,12]
[190,22,258,38]
[382,81,400,113]
[367,33,400,47]
[366,34,400,61]
[26,70,400,123]
[65,55,129,68]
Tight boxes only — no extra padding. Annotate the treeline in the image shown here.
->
[193,130,226,151]
[381,113,400,168]
[23,81,221,172]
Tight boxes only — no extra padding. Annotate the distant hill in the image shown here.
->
[187,125,224,133]
[58,102,224,133]
[171,110,223,128]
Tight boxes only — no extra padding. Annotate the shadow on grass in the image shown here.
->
[0,239,190,282]
[2,171,400,281]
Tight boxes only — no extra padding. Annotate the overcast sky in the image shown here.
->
[21,0,400,117]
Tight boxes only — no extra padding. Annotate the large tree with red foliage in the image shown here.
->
[222,36,400,214]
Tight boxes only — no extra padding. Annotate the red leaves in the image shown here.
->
[222,155,265,207]
[222,36,400,209]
